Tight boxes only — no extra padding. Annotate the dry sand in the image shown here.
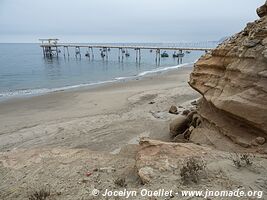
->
[0,66,200,199]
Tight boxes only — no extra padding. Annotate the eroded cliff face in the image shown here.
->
[189,1,267,149]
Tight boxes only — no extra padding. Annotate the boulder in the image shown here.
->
[255,137,266,145]
[182,109,190,116]
[169,116,189,137]
[169,105,178,114]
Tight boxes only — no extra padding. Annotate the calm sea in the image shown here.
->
[0,43,214,100]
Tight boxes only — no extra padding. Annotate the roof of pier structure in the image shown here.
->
[39,39,59,44]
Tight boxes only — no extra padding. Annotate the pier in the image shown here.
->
[39,39,214,64]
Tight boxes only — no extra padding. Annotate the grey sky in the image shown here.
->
[0,0,264,43]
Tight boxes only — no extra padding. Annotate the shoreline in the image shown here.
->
[0,62,193,102]
[0,65,199,152]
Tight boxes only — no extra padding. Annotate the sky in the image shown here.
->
[0,0,264,43]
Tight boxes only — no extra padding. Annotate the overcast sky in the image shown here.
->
[0,0,263,43]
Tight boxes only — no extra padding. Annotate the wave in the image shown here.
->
[0,80,116,100]
[115,62,193,81]
[137,62,192,76]
[0,62,193,100]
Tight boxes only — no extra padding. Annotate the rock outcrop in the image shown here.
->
[189,2,267,150]
[257,1,267,18]
[136,138,267,193]
[136,138,212,184]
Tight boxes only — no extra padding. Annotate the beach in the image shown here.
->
[1,1,266,199]
[3,62,266,200]
[0,65,202,199]
[0,43,266,200]
[1,63,266,200]
[0,65,198,153]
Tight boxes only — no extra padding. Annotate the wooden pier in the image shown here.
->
[39,39,214,64]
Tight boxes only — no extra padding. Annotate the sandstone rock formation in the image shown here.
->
[189,2,267,150]
[257,0,267,18]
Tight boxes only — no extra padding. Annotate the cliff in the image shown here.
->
[189,1,267,150]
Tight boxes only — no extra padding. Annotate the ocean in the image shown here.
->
[0,43,213,100]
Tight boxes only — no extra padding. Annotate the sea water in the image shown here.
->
[0,43,213,100]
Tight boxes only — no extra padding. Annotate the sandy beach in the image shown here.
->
[2,62,266,200]
[0,65,199,153]
[1,63,267,200]
[0,66,203,199]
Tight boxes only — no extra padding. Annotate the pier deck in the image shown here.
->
[40,43,213,52]
[39,39,214,64]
